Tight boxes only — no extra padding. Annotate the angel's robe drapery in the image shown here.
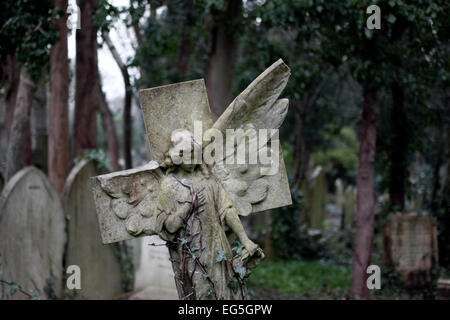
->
[154,167,244,300]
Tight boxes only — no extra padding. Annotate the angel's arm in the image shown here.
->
[164,202,191,233]
[224,206,258,255]
[218,184,259,255]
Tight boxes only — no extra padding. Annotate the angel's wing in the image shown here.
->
[91,161,163,244]
[211,59,292,216]
[213,59,290,135]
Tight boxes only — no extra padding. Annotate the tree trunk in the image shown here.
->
[293,107,305,189]
[102,32,132,169]
[6,67,35,180]
[31,74,48,173]
[2,55,21,138]
[388,82,407,210]
[98,86,120,171]
[350,85,377,299]
[430,124,444,211]
[48,0,70,193]
[73,0,99,158]
[206,0,242,120]
[175,0,194,77]
[438,123,450,267]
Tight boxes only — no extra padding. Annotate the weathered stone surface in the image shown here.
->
[140,79,214,163]
[91,59,292,300]
[0,171,4,193]
[383,213,438,287]
[64,160,123,299]
[129,236,177,300]
[0,167,65,299]
[91,161,161,244]
[342,185,356,230]
[335,179,356,231]
[302,166,327,229]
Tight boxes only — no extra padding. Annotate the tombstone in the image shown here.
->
[0,171,4,193]
[382,213,438,288]
[129,236,178,300]
[437,278,450,298]
[342,185,356,231]
[302,166,328,229]
[91,59,293,300]
[63,160,123,299]
[0,167,65,299]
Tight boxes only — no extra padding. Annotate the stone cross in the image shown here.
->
[91,59,292,300]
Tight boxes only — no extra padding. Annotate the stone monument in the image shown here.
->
[0,167,65,299]
[91,59,292,300]
[63,160,123,299]
[383,213,438,287]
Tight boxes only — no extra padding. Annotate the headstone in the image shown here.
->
[382,213,438,287]
[302,166,327,229]
[129,236,178,300]
[342,185,356,230]
[0,171,4,193]
[0,167,65,299]
[91,59,293,300]
[437,278,450,298]
[63,160,123,299]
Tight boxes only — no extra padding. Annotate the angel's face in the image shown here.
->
[169,129,202,171]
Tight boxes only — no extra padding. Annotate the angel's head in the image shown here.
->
[165,129,202,172]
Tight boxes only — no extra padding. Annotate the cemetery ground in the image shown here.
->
[247,231,449,300]
[1,163,448,300]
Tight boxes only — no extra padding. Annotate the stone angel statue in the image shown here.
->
[91,59,292,300]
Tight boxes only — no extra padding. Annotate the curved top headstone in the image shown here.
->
[63,160,123,299]
[0,171,4,193]
[0,167,66,299]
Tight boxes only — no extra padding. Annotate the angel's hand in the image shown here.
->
[242,240,259,259]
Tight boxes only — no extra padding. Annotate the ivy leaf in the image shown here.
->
[9,283,21,295]
[191,252,199,261]
[234,267,247,279]
[30,296,41,300]
[228,281,239,294]
[231,241,244,256]
[215,250,228,262]
[179,238,187,245]
[202,273,209,280]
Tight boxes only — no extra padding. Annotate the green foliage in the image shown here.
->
[74,149,112,171]
[271,188,304,260]
[314,126,359,184]
[0,269,41,299]
[228,280,239,294]
[112,242,135,293]
[215,250,229,263]
[248,260,352,296]
[234,266,247,280]
[43,276,57,299]
[231,240,244,256]
[0,0,58,80]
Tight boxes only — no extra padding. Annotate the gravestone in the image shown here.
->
[0,171,4,193]
[91,59,293,300]
[342,185,356,231]
[63,160,123,299]
[437,278,450,298]
[129,236,178,300]
[382,213,438,287]
[0,167,65,299]
[302,166,328,229]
